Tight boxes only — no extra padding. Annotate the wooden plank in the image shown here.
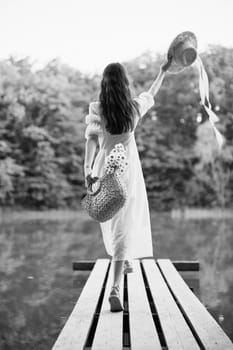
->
[127,259,162,350]
[158,259,233,350]
[52,259,110,350]
[178,273,200,298]
[92,260,124,350]
[73,260,95,271]
[142,259,199,350]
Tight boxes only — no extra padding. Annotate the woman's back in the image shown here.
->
[86,91,154,153]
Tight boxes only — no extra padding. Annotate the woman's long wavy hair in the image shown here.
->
[99,63,139,134]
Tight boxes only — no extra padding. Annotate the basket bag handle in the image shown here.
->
[86,174,102,196]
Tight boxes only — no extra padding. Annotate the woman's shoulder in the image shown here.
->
[133,91,154,118]
[84,101,104,140]
[85,101,102,125]
[89,101,101,115]
[134,91,154,106]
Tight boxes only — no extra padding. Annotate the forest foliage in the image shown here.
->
[0,46,233,210]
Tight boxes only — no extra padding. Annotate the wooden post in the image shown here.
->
[72,259,199,271]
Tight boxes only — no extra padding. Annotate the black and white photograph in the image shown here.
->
[0,0,233,349]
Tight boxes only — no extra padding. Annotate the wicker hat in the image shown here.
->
[167,31,198,73]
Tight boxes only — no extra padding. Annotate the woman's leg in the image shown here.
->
[124,259,134,273]
[109,259,124,311]
[112,259,124,286]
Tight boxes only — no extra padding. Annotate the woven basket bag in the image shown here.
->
[82,143,128,222]
[81,170,128,222]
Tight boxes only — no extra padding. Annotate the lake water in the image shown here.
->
[0,209,233,349]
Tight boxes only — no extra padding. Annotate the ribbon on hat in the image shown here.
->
[196,56,225,149]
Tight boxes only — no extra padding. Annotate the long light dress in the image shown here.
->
[84,91,154,261]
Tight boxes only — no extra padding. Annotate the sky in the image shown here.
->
[0,0,232,74]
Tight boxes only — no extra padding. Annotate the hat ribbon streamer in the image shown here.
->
[196,55,225,149]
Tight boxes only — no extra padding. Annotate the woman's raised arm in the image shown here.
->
[147,57,172,97]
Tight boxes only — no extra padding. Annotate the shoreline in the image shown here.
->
[0,207,233,223]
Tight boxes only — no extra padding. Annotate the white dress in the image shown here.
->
[85,91,154,261]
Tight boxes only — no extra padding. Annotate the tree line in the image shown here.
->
[0,46,233,210]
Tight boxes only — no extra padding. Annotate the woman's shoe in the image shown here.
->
[123,260,134,274]
[108,285,124,312]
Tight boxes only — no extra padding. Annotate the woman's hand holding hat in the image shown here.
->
[161,54,173,72]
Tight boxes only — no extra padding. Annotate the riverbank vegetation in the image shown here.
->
[0,46,233,210]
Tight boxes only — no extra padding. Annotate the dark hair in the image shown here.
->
[99,62,139,134]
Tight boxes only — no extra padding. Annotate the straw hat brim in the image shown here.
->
[167,31,198,74]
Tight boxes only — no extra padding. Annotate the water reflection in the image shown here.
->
[0,210,232,349]
[151,212,233,340]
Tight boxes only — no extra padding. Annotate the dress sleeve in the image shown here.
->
[84,102,103,140]
[134,91,154,118]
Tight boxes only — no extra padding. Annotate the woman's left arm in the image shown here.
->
[84,135,98,187]
[147,58,172,97]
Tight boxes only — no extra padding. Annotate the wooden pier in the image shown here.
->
[52,258,233,349]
